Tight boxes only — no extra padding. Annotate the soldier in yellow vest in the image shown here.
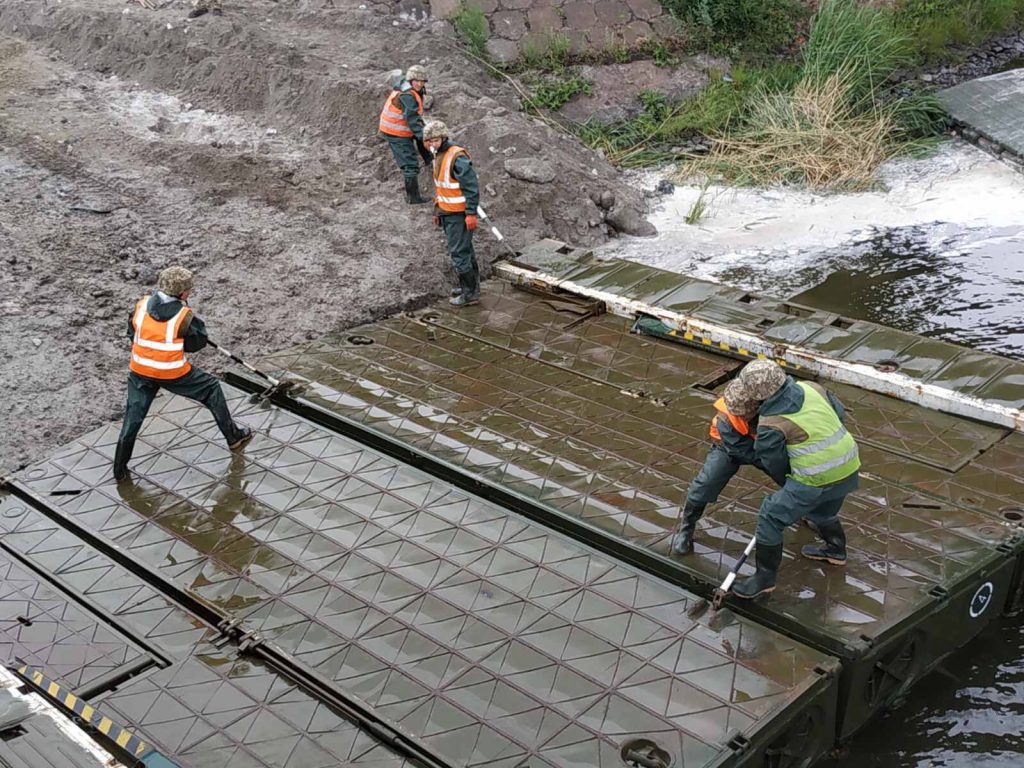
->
[112,266,252,482]
[379,65,432,205]
[423,120,481,307]
[731,359,861,599]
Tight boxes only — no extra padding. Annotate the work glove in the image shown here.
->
[465,214,478,231]
[433,215,441,228]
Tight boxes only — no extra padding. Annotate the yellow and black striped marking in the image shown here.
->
[16,664,150,758]
[667,329,801,369]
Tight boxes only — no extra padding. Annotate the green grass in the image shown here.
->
[522,73,592,111]
[684,181,714,224]
[451,3,489,60]
[572,64,800,167]
[894,0,1024,62]
[661,0,809,57]
[674,0,947,189]
[575,0,949,185]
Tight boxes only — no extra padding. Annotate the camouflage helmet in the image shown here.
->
[737,359,787,401]
[157,265,194,297]
[422,119,449,141]
[405,64,429,83]
[723,378,759,418]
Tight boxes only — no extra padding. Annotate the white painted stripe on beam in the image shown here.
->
[494,261,1024,433]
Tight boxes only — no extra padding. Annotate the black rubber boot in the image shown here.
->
[112,442,131,483]
[801,518,848,565]
[229,426,254,452]
[466,267,481,302]
[404,177,430,205]
[449,272,479,307]
[671,501,706,555]
[733,543,784,599]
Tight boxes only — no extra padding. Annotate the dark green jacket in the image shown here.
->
[126,294,209,354]
[397,86,425,141]
[436,140,480,216]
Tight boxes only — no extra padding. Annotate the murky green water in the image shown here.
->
[824,615,1024,768]
[695,225,1024,360]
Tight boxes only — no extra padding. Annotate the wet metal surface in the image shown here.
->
[0,491,415,768]
[261,281,1024,736]
[510,245,1024,410]
[0,547,156,694]
[102,639,413,768]
[11,394,839,768]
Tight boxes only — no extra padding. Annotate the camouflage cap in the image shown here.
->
[157,266,194,297]
[405,64,428,82]
[422,119,449,141]
[737,359,786,401]
[723,378,759,418]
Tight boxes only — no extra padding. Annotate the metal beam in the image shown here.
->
[494,262,1024,433]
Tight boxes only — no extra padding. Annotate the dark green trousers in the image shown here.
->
[386,135,421,180]
[440,213,479,299]
[113,368,245,476]
[441,213,478,273]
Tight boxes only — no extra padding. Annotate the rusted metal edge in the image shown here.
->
[0,479,448,768]
[493,262,1024,433]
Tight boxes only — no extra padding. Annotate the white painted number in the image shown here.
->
[969,582,994,618]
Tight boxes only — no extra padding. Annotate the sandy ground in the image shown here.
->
[0,0,654,474]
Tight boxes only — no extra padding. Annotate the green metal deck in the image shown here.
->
[4,384,840,768]
[256,257,1024,739]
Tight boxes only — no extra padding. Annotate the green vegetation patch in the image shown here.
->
[452,3,489,60]
[522,72,592,111]
[894,0,1024,61]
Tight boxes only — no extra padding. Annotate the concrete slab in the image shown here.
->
[940,69,1024,158]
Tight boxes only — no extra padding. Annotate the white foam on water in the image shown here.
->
[603,141,1024,282]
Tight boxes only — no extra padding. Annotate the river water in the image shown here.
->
[602,140,1024,767]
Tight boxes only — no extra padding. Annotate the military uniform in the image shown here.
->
[730,360,860,599]
[113,268,251,482]
[672,379,784,555]
[430,134,481,306]
[379,66,431,204]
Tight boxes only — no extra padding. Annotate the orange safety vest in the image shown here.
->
[433,145,468,213]
[129,296,193,380]
[709,397,750,442]
[378,88,423,138]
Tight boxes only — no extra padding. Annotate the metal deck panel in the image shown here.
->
[0,547,155,694]
[0,493,418,768]
[102,640,414,768]
[0,689,112,768]
[12,393,838,768]
[256,284,1024,736]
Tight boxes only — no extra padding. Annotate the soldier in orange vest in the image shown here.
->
[379,65,432,205]
[423,120,482,307]
[112,266,252,482]
[671,378,785,555]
